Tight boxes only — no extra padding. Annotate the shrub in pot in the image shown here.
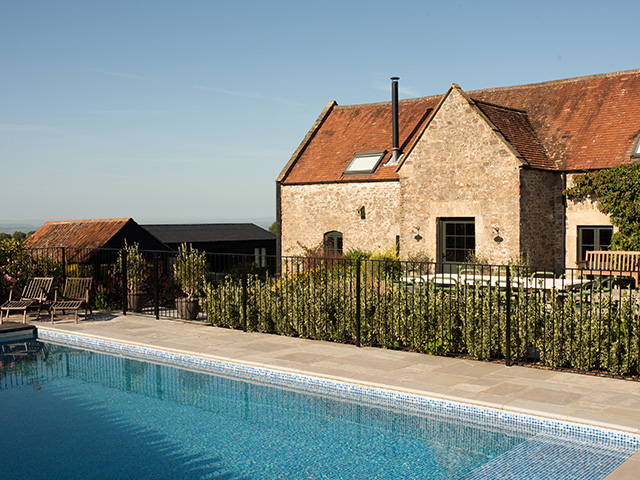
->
[175,243,207,319]
[118,241,149,312]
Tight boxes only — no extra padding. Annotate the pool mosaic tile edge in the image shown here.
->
[38,329,640,453]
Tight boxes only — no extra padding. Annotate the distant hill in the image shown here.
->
[0,223,41,235]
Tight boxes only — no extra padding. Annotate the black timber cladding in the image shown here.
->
[142,224,276,256]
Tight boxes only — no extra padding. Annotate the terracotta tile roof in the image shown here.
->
[281,96,438,184]
[474,101,553,169]
[280,69,640,183]
[27,218,133,249]
[469,69,640,170]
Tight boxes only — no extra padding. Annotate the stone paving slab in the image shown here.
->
[30,313,640,479]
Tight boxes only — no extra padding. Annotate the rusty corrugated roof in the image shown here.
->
[26,218,133,249]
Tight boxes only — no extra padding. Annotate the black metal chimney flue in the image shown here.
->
[391,76,401,164]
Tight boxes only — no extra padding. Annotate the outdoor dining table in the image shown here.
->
[400,273,592,292]
[516,277,591,292]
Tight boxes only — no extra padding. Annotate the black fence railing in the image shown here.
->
[3,247,640,378]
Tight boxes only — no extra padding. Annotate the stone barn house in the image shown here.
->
[276,70,640,270]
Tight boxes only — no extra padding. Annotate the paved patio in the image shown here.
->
[32,312,640,479]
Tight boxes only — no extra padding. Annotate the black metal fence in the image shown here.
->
[3,246,640,378]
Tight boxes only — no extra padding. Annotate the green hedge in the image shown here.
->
[201,266,640,377]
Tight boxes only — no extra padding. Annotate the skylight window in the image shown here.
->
[344,151,385,175]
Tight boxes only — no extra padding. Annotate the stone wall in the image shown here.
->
[280,87,578,269]
[398,88,523,265]
[279,181,401,257]
[564,173,613,268]
[519,169,564,268]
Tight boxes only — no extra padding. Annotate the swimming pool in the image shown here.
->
[1,331,638,479]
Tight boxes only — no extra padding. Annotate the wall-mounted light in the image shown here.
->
[412,226,422,242]
[492,226,503,243]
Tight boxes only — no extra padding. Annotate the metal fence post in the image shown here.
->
[153,252,159,319]
[242,255,248,332]
[505,265,511,366]
[60,247,66,280]
[356,259,361,347]
[121,249,128,316]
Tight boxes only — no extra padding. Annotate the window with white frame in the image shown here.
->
[343,151,385,175]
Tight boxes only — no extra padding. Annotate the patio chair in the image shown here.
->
[557,282,591,310]
[530,271,556,280]
[559,271,585,280]
[587,276,618,308]
[433,275,458,292]
[50,277,93,323]
[463,276,491,288]
[394,275,426,295]
[458,265,481,276]
[1,277,54,324]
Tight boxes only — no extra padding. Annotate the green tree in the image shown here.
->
[566,163,640,250]
[268,221,277,235]
[0,231,31,242]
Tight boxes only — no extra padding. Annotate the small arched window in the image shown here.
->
[323,231,343,255]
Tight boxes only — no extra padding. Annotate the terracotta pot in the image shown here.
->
[176,297,200,320]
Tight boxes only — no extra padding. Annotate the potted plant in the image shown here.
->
[174,243,207,320]
[118,241,148,312]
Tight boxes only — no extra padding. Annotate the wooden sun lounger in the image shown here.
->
[1,277,54,324]
[50,277,93,323]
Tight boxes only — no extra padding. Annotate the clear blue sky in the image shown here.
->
[2,0,638,229]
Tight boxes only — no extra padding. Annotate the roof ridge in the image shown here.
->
[332,69,640,111]
[145,223,257,227]
[44,218,132,225]
[336,94,442,110]
[467,68,640,96]
[328,69,640,111]
[471,99,528,114]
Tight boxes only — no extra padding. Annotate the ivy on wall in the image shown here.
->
[566,163,640,251]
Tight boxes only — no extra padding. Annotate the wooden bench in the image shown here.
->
[576,250,640,286]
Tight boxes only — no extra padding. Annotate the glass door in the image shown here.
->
[438,218,475,273]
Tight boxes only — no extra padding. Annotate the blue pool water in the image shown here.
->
[0,333,638,480]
